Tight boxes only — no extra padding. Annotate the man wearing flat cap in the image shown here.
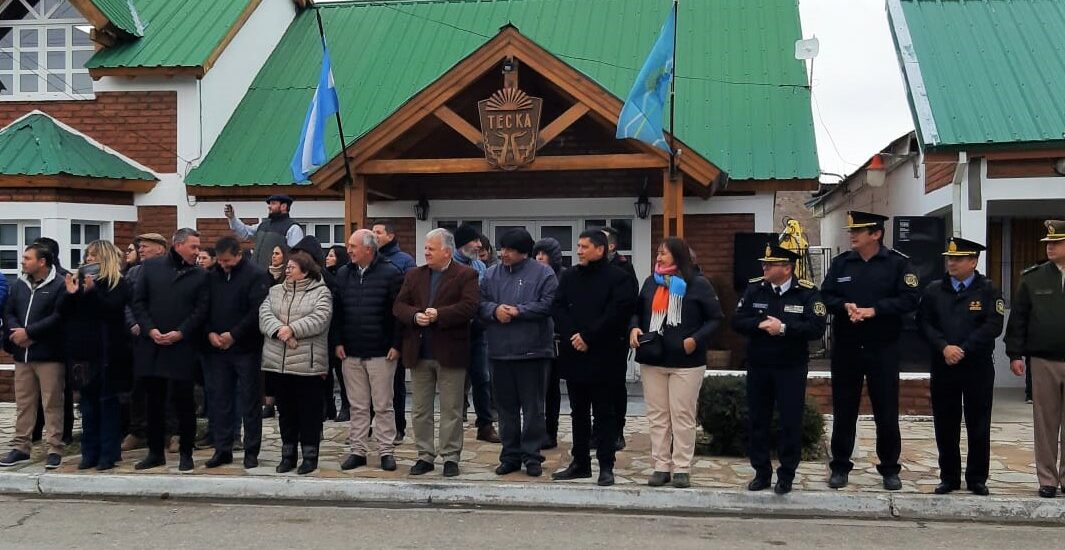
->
[821,211,921,491]
[918,237,1003,496]
[1006,219,1065,498]
[224,194,305,270]
[733,243,827,494]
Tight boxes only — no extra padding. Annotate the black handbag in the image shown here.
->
[634,331,664,365]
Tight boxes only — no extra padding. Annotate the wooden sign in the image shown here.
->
[478,86,542,170]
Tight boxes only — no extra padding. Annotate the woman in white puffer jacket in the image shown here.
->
[259,250,332,475]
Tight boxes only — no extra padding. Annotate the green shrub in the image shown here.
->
[696,374,825,460]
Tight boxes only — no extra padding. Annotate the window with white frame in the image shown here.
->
[0,221,41,285]
[300,220,345,251]
[0,0,93,100]
[69,220,105,267]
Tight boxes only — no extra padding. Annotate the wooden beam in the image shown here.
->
[673,174,685,238]
[356,153,667,175]
[724,179,820,192]
[0,175,156,193]
[432,106,483,149]
[662,169,674,239]
[537,103,589,149]
[344,174,367,237]
[188,185,342,198]
[202,0,264,75]
[88,66,205,80]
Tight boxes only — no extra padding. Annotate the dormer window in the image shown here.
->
[0,0,93,100]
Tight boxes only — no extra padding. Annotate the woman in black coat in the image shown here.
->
[325,244,351,421]
[629,237,723,489]
[61,240,133,470]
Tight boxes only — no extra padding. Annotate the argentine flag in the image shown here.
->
[290,40,340,183]
[616,5,676,153]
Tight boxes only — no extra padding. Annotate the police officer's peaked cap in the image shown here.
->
[265,194,294,206]
[844,210,888,230]
[942,237,985,257]
[1041,220,1065,242]
[759,243,800,263]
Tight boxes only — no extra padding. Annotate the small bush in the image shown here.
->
[696,374,825,460]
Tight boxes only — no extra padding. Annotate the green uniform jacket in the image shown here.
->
[1005,262,1065,361]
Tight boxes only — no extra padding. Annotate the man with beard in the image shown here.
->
[225,194,304,270]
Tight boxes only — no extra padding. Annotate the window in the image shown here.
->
[69,220,104,267]
[301,221,345,254]
[584,218,634,255]
[0,221,41,285]
[0,0,93,100]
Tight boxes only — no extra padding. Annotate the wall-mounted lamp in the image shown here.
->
[414,195,430,221]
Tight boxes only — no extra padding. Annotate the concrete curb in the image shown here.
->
[3,472,1064,524]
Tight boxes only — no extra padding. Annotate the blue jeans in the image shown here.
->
[469,330,495,428]
[79,365,122,465]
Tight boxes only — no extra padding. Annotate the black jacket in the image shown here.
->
[919,273,1004,368]
[632,272,725,368]
[1005,262,1065,361]
[551,257,637,383]
[820,246,921,346]
[131,248,209,381]
[2,266,67,363]
[206,258,272,354]
[60,277,133,392]
[331,254,404,359]
[732,276,826,369]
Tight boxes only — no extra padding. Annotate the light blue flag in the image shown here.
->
[616,5,676,153]
[290,39,340,183]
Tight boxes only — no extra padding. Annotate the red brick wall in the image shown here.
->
[0,187,134,205]
[653,213,755,368]
[0,91,177,173]
[136,206,177,241]
[806,375,931,416]
[114,221,137,250]
[370,217,417,256]
[197,217,259,249]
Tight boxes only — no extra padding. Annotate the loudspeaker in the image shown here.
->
[733,232,778,291]
[892,216,946,286]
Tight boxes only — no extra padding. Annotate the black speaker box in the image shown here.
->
[892,216,946,286]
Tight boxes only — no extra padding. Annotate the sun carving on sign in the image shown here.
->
[478,86,543,171]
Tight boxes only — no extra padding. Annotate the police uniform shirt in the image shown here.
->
[733,276,827,368]
[918,273,1004,365]
[820,245,921,345]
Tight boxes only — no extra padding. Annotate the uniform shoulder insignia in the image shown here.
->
[748,276,764,284]
[889,248,910,259]
[1021,262,1046,275]
[797,279,815,289]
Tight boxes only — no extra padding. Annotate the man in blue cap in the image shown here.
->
[224,195,305,270]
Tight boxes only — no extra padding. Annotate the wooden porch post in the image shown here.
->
[344,174,367,237]
[662,169,685,238]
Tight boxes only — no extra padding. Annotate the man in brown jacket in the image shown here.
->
[393,228,479,477]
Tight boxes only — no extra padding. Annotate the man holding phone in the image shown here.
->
[224,195,304,270]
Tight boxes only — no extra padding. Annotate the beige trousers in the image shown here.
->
[411,360,466,463]
[640,365,706,473]
[342,356,398,456]
[1031,357,1065,487]
[12,361,66,455]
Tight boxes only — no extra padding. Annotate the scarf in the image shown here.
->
[268,264,284,282]
[650,264,686,332]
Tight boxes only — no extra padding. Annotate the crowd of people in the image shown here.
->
[0,194,1063,499]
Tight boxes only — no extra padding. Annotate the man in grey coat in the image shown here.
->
[479,229,558,477]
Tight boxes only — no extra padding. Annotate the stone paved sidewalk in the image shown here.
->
[0,398,1042,498]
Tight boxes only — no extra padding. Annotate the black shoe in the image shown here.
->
[614,436,626,451]
[495,462,521,476]
[78,459,98,470]
[526,462,543,477]
[647,471,671,487]
[828,471,848,489]
[442,461,460,477]
[261,404,275,418]
[178,453,194,472]
[552,461,592,481]
[96,461,116,471]
[134,453,166,470]
[276,444,297,473]
[747,477,772,491]
[1038,485,1058,498]
[381,455,396,471]
[774,479,793,495]
[336,408,350,423]
[541,436,558,450]
[341,454,367,471]
[934,482,960,495]
[243,455,259,469]
[598,469,615,487]
[0,450,31,467]
[194,436,213,450]
[409,459,435,476]
[297,445,319,475]
[671,473,690,489]
[205,451,233,469]
[968,482,989,496]
[44,453,61,470]
[883,474,902,491]
[476,425,501,443]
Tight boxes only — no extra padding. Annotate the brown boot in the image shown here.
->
[121,435,147,452]
[476,424,501,443]
[167,436,180,454]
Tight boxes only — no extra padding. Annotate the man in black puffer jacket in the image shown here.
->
[331,229,404,472]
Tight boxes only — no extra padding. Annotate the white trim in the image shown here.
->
[887,0,940,146]
[706,369,931,381]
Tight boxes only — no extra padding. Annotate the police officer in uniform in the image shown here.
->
[1006,219,1065,499]
[733,244,827,494]
[821,211,920,491]
[917,237,1003,496]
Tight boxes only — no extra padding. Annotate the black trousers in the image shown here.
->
[204,351,263,457]
[142,376,195,456]
[614,375,628,434]
[270,373,323,448]
[393,363,407,436]
[568,379,618,468]
[830,343,901,476]
[931,361,995,486]
[491,358,548,466]
[545,358,562,440]
[747,366,808,481]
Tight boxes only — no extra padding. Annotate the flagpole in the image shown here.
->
[668,0,678,181]
[314,8,355,189]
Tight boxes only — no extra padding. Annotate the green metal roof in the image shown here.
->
[187,0,818,186]
[90,0,144,37]
[0,112,155,180]
[888,0,1065,149]
[84,0,254,70]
